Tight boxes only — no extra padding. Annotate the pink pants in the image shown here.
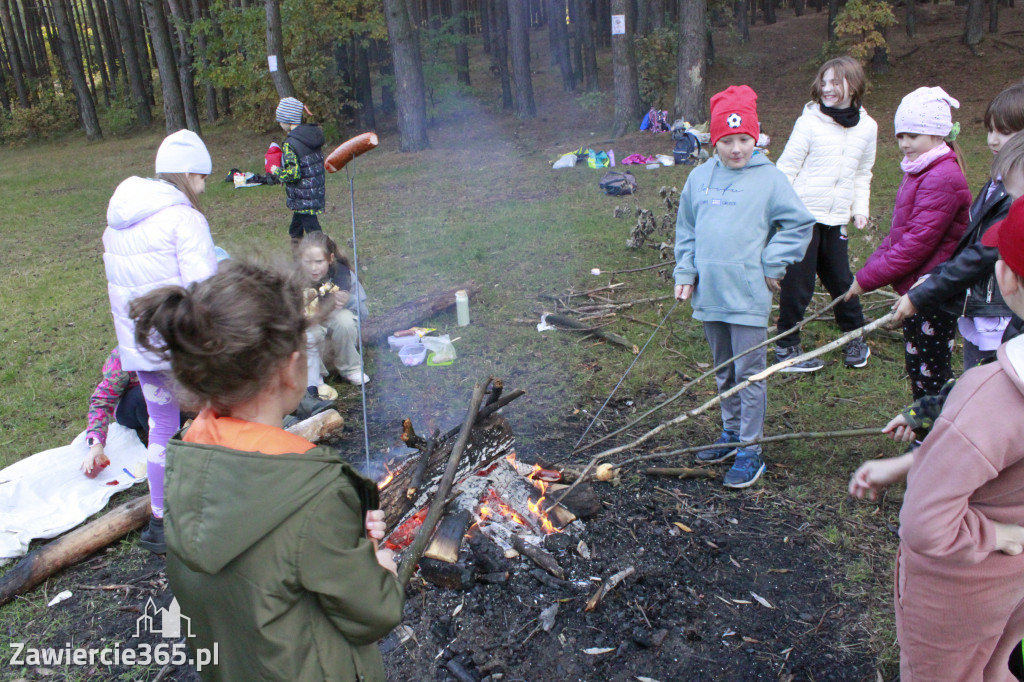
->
[136,371,180,519]
[896,544,1024,681]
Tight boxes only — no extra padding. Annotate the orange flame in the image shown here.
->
[527,465,563,534]
[377,462,395,489]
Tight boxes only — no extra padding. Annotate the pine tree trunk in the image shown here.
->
[453,0,470,85]
[988,0,998,31]
[480,0,491,53]
[94,0,121,86]
[25,1,51,79]
[507,0,536,118]
[141,0,186,131]
[264,0,294,97]
[354,42,376,129]
[129,0,155,103]
[906,0,915,36]
[166,0,201,132]
[649,0,666,28]
[575,0,597,91]
[610,0,641,136]
[826,0,837,39]
[764,0,776,23]
[794,0,803,16]
[383,0,430,151]
[489,0,512,109]
[188,0,217,122]
[10,0,36,78]
[50,0,103,139]
[0,0,30,105]
[550,0,574,90]
[0,52,10,110]
[963,0,984,49]
[674,0,706,124]
[83,0,112,104]
[110,0,151,125]
[68,0,100,104]
[736,0,749,42]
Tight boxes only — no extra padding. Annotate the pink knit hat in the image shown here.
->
[893,86,959,137]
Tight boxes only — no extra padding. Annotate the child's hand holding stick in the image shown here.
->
[365,509,397,575]
[848,453,914,501]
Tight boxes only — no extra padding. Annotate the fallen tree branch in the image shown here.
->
[574,297,845,454]
[398,381,488,587]
[585,566,635,612]
[644,467,716,479]
[543,313,639,354]
[620,427,885,468]
[361,282,482,344]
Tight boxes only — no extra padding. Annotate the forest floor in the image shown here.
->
[2,3,1023,681]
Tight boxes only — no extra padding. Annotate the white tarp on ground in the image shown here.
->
[0,424,148,563]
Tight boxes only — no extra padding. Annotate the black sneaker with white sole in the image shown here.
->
[774,344,824,373]
[844,338,871,368]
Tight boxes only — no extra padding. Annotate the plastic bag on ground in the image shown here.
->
[421,334,457,363]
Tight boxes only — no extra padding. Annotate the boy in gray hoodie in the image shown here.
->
[674,85,815,488]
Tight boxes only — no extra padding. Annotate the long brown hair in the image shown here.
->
[810,56,867,109]
[129,259,307,414]
[296,231,355,287]
[156,172,204,213]
[993,132,1024,184]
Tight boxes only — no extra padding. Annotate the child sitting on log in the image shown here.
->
[297,231,370,390]
[673,85,814,488]
[129,259,402,681]
[849,189,1024,680]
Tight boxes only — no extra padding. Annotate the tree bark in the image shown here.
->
[189,0,217,122]
[963,0,984,49]
[610,0,641,136]
[575,0,597,91]
[354,42,376,130]
[383,0,430,151]
[675,0,707,124]
[10,0,36,78]
[906,0,915,36]
[361,283,482,343]
[548,0,574,90]
[0,0,29,105]
[453,0,471,85]
[69,0,100,104]
[764,0,776,23]
[826,0,837,40]
[142,0,185,131]
[988,0,998,31]
[736,0,749,41]
[51,0,103,139]
[489,0,512,109]
[128,0,155,103]
[263,0,294,98]
[110,0,152,125]
[83,0,112,104]
[166,0,201,132]
[507,0,536,118]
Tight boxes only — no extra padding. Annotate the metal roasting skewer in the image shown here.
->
[345,162,372,474]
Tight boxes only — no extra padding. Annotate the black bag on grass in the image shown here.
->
[599,171,637,196]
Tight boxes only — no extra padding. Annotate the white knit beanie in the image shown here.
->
[276,97,304,125]
[893,86,959,137]
[154,129,212,175]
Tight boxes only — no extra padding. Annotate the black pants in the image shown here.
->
[776,223,865,348]
[289,212,323,240]
[903,309,957,401]
[115,383,150,445]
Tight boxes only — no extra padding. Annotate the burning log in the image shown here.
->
[0,496,150,607]
[585,566,635,612]
[405,428,439,503]
[398,381,488,587]
[361,283,483,344]
[418,557,474,591]
[424,510,473,564]
[509,534,564,580]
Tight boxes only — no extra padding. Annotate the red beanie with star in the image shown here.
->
[709,85,760,146]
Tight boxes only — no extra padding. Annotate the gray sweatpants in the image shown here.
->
[702,321,767,454]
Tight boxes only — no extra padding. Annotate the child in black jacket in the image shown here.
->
[269,97,326,242]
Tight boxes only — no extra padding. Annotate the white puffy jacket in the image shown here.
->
[775,102,877,227]
[103,177,217,372]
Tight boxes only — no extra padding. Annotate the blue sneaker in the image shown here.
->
[697,430,741,463]
[723,449,765,488]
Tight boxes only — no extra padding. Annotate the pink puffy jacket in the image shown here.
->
[855,149,971,296]
[103,177,218,372]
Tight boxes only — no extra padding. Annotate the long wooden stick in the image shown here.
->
[544,313,639,353]
[552,312,894,508]
[621,427,885,468]
[574,297,845,454]
[0,496,151,607]
[398,381,488,587]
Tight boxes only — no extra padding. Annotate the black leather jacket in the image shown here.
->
[907,180,1012,317]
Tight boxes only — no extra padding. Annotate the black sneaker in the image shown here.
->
[775,344,824,373]
[697,430,741,463]
[723,449,766,488]
[844,338,871,368]
[139,516,166,554]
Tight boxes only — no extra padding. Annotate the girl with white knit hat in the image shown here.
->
[103,129,219,553]
[845,87,973,400]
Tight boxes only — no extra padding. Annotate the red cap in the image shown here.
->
[710,85,760,146]
[982,196,1024,277]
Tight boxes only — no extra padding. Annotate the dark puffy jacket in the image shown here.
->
[907,180,1012,317]
[856,149,971,296]
[283,124,326,213]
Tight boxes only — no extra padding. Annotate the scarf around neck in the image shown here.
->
[820,104,860,128]
[901,142,950,174]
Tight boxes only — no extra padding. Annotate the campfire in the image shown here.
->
[377,379,600,590]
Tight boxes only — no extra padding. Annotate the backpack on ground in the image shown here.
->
[599,171,637,196]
